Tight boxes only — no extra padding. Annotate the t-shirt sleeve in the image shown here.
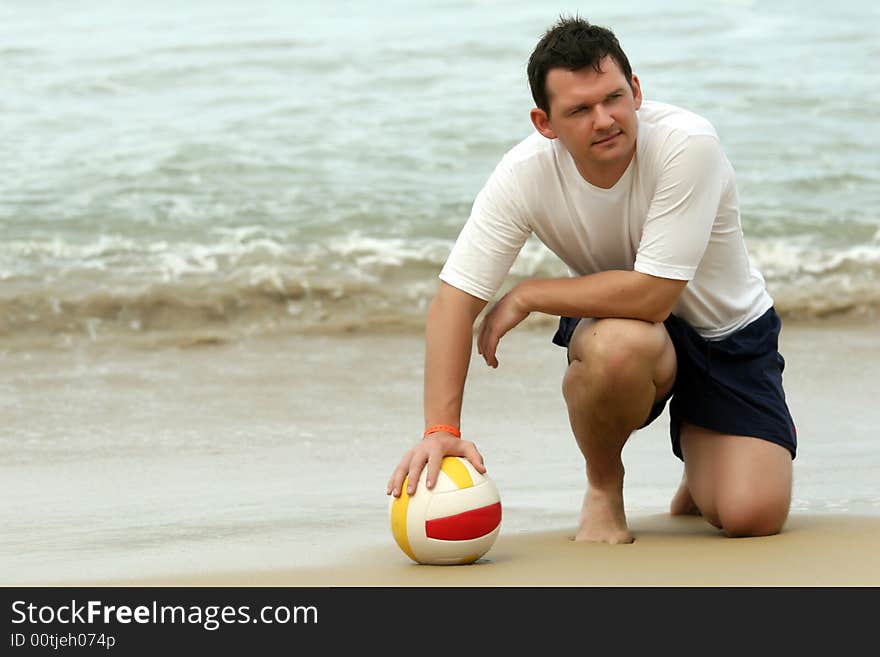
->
[439,160,532,301]
[634,134,728,281]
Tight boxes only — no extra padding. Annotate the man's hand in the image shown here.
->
[386,432,486,497]
[477,286,530,368]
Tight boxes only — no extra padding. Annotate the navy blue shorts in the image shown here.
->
[552,307,797,461]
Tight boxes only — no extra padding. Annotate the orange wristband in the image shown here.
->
[423,424,461,439]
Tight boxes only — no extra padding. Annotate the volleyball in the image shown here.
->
[389,456,502,565]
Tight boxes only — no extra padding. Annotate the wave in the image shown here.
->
[1,233,878,344]
[748,239,880,318]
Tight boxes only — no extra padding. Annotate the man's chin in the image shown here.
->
[590,146,625,160]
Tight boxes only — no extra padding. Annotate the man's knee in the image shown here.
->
[567,318,664,383]
[716,491,791,538]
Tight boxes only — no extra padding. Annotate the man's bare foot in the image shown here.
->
[669,475,701,516]
[574,487,634,544]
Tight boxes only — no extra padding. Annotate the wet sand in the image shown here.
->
[113,513,880,587]
[2,316,878,586]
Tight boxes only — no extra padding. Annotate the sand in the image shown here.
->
[3,316,879,587]
[111,513,880,587]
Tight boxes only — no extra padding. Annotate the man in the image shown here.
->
[386,17,796,543]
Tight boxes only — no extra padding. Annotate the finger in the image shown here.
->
[389,453,412,497]
[425,449,444,490]
[477,320,492,366]
[484,331,499,368]
[471,447,487,474]
[406,452,429,495]
[389,468,406,497]
[387,470,404,495]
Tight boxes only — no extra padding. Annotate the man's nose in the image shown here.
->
[594,104,614,130]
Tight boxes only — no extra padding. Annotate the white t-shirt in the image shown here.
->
[439,100,772,339]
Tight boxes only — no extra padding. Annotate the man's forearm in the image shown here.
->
[423,286,485,430]
[515,270,686,323]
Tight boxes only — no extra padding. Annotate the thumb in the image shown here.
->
[457,442,486,474]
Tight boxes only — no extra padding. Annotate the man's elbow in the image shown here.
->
[641,295,683,324]
[636,304,673,324]
[430,281,488,323]
[638,276,687,324]
[645,308,672,324]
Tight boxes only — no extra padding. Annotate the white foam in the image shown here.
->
[749,238,880,279]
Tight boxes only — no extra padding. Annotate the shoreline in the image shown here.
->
[3,311,878,353]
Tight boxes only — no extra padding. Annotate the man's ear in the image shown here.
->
[631,74,643,110]
[530,108,557,139]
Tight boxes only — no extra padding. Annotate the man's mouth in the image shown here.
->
[592,130,623,145]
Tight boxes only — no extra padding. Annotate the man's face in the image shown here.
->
[531,56,642,186]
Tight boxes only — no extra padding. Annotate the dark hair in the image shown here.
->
[527,16,634,116]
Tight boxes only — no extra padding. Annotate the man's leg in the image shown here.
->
[673,422,792,537]
[563,318,676,544]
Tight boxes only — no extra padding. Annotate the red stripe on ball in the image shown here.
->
[425,502,502,540]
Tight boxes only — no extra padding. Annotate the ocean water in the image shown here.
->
[1,0,879,343]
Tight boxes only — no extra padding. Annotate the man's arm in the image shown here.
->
[387,281,489,498]
[477,270,686,368]
[516,270,686,323]
[424,281,488,433]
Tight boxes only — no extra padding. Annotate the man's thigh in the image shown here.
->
[681,421,792,535]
